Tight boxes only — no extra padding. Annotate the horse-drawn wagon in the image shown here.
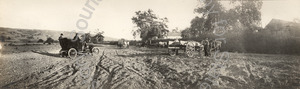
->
[59,38,100,59]
[167,39,204,57]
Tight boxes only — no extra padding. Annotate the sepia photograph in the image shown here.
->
[0,0,299,89]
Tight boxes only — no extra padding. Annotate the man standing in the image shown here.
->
[203,38,210,57]
[58,33,64,47]
[59,33,63,40]
[72,33,81,51]
[73,33,80,41]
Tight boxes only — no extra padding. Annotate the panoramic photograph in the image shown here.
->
[0,0,300,89]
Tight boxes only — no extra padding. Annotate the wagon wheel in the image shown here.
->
[68,48,77,59]
[186,42,195,57]
[168,49,177,56]
[92,47,100,55]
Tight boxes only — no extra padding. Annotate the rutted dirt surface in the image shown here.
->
[0,44,300,89]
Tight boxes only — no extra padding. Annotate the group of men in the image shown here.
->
[59,33,87,52]
[59,33,80,41]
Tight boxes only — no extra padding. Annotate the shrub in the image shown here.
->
[37,39,44,43]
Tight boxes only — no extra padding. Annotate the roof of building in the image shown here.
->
[265,19,300,31]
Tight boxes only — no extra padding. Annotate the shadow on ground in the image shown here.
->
[31,50,61,58]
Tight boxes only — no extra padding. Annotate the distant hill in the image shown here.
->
[103,36,118,41]
[0,27,118,42]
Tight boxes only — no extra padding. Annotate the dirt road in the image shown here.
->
[0,44,299,89]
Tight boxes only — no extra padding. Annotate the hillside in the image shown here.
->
[0,27,118,42]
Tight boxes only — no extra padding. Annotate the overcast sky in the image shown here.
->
[0,0,299,39]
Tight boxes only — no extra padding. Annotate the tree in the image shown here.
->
[194,0,263,30]
[37,39,44,43]
[185,0,263,39]
[229,0,263,30]
[132,9,169,41]
[181,28,192,39]
[194,0,226,32]
[190,16,206,36]
[44,37,54,44]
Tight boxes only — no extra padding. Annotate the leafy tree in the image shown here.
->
[194,0,225,32]
[37,39,44,43]
[185,0,262,39]
[181,28,193,39]
[44,37,54,44]
[132,9,169,41]
[190,16,206,37]
[228,0,263,30]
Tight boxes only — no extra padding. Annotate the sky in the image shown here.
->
[260,0,300,27]
[0,0,299,40]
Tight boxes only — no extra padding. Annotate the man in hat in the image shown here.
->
[58,33,64,46]
[73,33,80,41]
[59,33,63,40]
[72,33,81,51]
